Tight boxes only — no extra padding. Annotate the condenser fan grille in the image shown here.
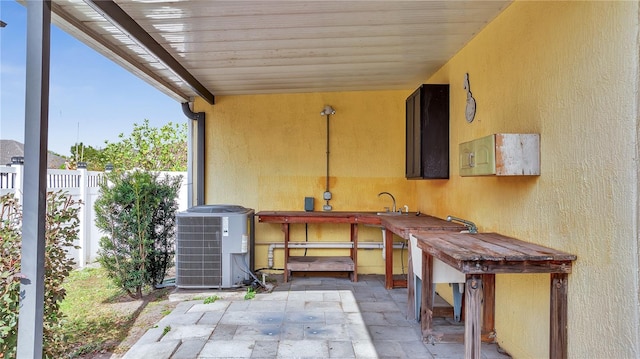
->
[176,216,223,287]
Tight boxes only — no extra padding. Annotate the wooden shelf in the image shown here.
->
[287,256,354,272]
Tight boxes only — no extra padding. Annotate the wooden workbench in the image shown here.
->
[256,211,381,282]
[257,211,465,285]
[412,231,577,359]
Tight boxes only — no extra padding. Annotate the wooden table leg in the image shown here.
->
[384,227,394,289]
[350,223,358,282]
[282,223,289,283]
[420,251,434,340]
[465,275,483,359]
[482,274,496,342]
[550,273,569,359]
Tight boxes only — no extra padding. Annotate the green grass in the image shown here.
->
[60,266,172,357]
[60,267,131,357]
[203,295,221,304]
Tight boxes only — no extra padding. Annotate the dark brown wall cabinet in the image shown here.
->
[405,84,450,179]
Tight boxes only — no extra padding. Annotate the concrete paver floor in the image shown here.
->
[122,275,511,359]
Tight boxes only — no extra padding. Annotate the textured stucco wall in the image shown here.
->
[193,1,640,356]
[420,1,640,358]
[195,91,416,274]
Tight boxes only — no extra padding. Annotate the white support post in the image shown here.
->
[17,1,51,357]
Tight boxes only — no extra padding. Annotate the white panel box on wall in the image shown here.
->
[459,134,540,176]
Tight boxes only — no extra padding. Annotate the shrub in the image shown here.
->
[146,176,181,287]
[94,170,181,298]
[43,191,81,358]
[0,194,22,358]
[0,191,80,358]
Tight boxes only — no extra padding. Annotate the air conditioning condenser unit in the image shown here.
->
[175,205,254,289]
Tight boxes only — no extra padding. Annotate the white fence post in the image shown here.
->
[14,161,24,205]
[77,164,88,267]
[0,166,18,198]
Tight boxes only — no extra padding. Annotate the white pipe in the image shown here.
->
[266,241,405,269]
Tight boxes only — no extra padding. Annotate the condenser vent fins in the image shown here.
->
[176,216,223,287]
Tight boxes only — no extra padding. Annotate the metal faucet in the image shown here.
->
[378,192,396,213]
[446,215,478,234]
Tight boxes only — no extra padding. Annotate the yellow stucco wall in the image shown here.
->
[195,1,640,357]
[195,91,416,274]
[420,1,639,358]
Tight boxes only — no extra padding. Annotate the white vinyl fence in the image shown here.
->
[0,165,187,267]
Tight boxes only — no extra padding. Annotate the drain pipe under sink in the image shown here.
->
[267,241,405,269]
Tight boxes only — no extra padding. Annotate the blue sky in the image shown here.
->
[0,1,186,156]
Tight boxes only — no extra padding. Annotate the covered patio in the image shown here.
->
[14,1,640,359]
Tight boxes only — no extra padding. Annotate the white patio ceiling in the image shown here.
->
[46,0,512,104]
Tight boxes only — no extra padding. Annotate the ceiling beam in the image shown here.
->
[50,2,190,103]
[84,0,215,104]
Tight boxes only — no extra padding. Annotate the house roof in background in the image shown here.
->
[0,139,67,169]
[44,0,512,103]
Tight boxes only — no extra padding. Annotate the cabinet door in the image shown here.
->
[420,85,449,179]
[459,134,496,176]
[405,88,421,178]
[405,84,449,179]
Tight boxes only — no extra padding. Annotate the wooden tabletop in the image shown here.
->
[413,231,577,274]
[256,211,468,230]
[256,211,382,224]
[380,215,466,239]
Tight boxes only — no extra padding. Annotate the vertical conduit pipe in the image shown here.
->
[325,113,330,195]
[182,102,205,206]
